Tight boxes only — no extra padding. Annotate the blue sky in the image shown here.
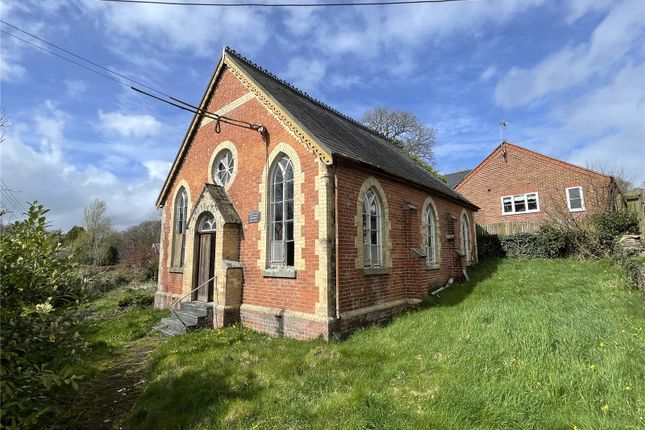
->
[1,0,644,230]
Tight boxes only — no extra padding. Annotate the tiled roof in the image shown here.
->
[444,169,472,188]
[225,47,476,209]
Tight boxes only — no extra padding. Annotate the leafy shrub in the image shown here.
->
[81,266,138,297]
[118,288,155,308]
[476,230,505,260]
[590,211,639,254]
[500,233,540,258]
[0,204,87,428]
[611,240,645,293]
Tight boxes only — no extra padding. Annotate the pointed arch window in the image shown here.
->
[425,204,438,265]
[269,155,294,267]
[172,187,188,267]
[362,188,382,267]
[461,213,471,264]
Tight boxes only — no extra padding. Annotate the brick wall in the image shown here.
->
[456,143,613,226]
[158,66,321,316]
[156,65,478,339]
[335,159,476,330]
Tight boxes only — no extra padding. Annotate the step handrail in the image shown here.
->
[171,275,216,330]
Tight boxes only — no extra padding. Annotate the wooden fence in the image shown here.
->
[477,220,543,236]
[625,188,645,235]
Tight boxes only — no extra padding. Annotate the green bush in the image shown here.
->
[591,211,639,254]
[118,288,155,308]
[476,230,505,260]
[500,233,540,258]
[0,204,87,428]
[81,266,138,297]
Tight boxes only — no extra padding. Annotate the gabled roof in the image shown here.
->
[457,141,611,189]
[157,47,476,210]
[444,169,472,188]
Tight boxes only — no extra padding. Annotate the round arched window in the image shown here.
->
[198,213,216,233]
[213,149,234,186]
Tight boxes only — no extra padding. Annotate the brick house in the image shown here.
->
[449,142,621,234]
[154,48,478,340]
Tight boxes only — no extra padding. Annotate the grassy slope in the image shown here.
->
[129,259,645,430]
[48,287,169,429]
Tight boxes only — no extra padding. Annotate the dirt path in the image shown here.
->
[50,337,163,430]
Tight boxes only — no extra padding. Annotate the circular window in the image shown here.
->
[213,149,234,187]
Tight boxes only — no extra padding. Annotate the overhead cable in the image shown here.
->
[99,0,474,7]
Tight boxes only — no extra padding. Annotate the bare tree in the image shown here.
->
[362,107,437,164]
[83,199,113,266]
[0,107,10,144]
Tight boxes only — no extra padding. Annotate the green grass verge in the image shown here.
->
[128,259,645,430]
[47,286,169,429]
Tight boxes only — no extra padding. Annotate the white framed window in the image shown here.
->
[424,201,438,265]
[269,155,294,267]
[501,192,540,215]
[213,149,234,187]
[566,186,585,212]
[362,188,382,267]
[461,213,471,264]
[172,187,188,267]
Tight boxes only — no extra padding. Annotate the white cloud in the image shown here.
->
[98,110,162,138]
[63,79,87,97]
[560,63,645,184]
[494,0,645,108]
[480,66,497,81]
[0,54,26,83]
[283,57,327,93]
[1,105,163,230]
[143,160,171,181]
[81,1,269,58]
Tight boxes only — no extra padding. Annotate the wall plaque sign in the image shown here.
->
[248,211,260,224]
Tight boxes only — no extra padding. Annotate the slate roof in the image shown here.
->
[225,48,477,209]
[444,169,472,188]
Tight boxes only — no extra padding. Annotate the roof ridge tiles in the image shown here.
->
[224,46,392,143]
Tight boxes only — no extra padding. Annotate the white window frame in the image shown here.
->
[500,192,540,215]
[172,187,188,267]
[362,188,382,268]
[424,202,438,266]
[566,186,586,212]
[461,213,471,264]
[212,149,234,187]
[269,155,295,268]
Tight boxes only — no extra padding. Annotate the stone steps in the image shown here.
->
[154,301,213,336]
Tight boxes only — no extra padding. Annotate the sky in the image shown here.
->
[1,0,644,231]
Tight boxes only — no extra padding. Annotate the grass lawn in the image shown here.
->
[124,259,645,430]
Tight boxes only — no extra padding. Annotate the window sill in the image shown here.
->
[169,266,184,273]
[568,208,586,213]
[426,263,441,270]
[502,210,540,216]
[262,267,297,279]
[363,266,391,276]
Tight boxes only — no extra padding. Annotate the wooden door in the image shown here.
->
[195,232,215,302]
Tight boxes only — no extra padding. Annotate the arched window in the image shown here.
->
[269,155,294,267]
[172,187,188,267]
[461,213,471,264]
[425,204,438,265]
[197,212,216,233]
[213,149,234,187]
[362,188,382,267]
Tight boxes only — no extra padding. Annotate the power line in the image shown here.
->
[99,0,474,7]
[0,19,172,98]
[0,29,130,88]
[0,24,264,133]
